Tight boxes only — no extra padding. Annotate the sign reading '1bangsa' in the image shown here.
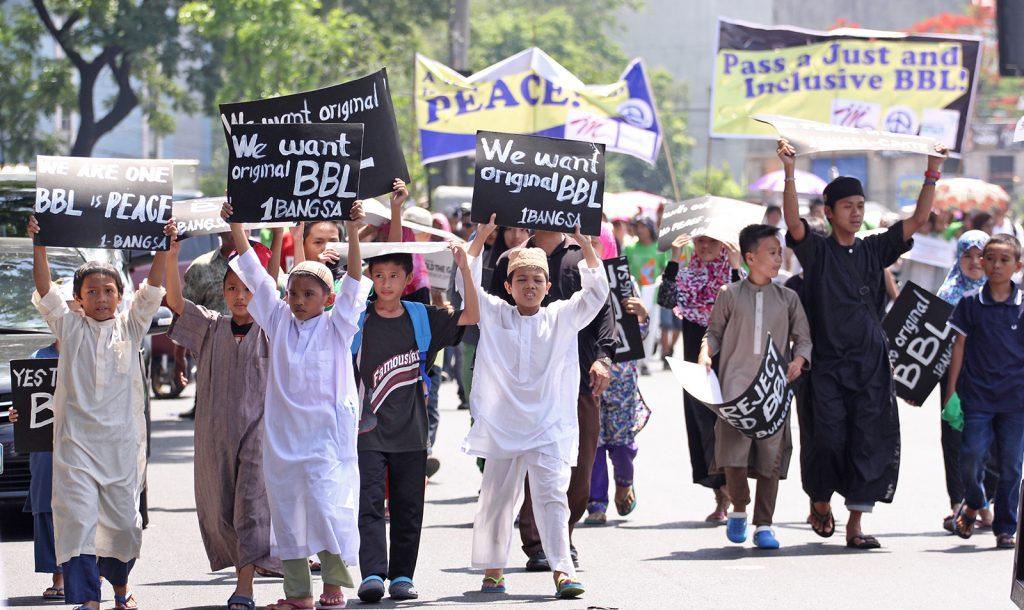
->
[226,123,363,222]
[34,156,173,250]
[471,131,604,236]
[604,256,645,363]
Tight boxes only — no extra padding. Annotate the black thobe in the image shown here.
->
[786,219,911,506]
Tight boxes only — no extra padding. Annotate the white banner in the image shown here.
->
[753,114,944,157]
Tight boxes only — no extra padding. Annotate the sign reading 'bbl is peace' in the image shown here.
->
[226,123,364,222]
[34,156,173,250]
[471,131,605,236]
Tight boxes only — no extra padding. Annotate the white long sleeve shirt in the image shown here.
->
[461,254,610,465]
[231,249,372,563]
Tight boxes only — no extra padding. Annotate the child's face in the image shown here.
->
[744,236,783,279]
[75,273,122,321]
[505,267,550,310]
[694,236,723,262]
[223,270,253,320]
[960,247,985,282]
[369,262,412,304]
[982,243,1023,284]
[824,196,865,235]
[635,223,654,243]
[303,222,340,260]
[286,274,334,321]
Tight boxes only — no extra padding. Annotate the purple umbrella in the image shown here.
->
[750,169,828,195]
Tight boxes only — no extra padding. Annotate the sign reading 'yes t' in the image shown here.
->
[11,359,58,453]
[226,123,364,222]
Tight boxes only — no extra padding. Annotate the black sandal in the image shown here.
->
[227,594,256,610]
[846,534,881,549]
[809,503,835,538]
[953,504,976,539]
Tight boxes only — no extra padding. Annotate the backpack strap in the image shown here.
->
[401,301,433,395]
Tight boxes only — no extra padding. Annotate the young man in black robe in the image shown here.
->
[777,138,947,549]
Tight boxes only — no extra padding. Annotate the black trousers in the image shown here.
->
[358,450,427,581]
[681,318,725,489]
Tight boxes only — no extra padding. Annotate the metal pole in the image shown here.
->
[446,0,470,186]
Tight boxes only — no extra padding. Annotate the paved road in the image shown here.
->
[1,367,1017,609]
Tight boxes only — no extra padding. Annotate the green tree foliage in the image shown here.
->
[0,5,73,163]
[683,163,746,200]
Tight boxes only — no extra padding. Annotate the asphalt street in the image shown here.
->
[0,366,1017,609]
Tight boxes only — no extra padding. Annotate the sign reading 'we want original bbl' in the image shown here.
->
[226,123,364,223]
[471,131,605,236]
[34,156,174,250]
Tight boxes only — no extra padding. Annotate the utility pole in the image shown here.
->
[445,0,470,186]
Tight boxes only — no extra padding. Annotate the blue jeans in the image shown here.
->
[959,409,1024,536]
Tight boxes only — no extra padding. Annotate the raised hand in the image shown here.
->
[390,179,409,209]
[349,199,365,224]
[777,138,796,170]
[27,215,40,237]
[221,201,234,221]
[671,233,691,261]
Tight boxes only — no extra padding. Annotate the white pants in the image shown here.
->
[471,451,574,576]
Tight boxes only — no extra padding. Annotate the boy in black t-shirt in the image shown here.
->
[355,245,479,602]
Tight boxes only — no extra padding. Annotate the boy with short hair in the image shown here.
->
[28,215,176,610]
[164,227,283,610]
[464,216,610,600]
[698,223,812,549]
[778,138,946,548]
[947,234,1024,548]
[223,200,371,610]
[354,246,479,603]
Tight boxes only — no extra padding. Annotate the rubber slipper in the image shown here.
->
[846,534,881,549]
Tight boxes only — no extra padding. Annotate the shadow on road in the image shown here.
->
[427,495,478,506]
[614,520,721,530]
[645,542,889,561]
[147,506,197,514]
[422,522,474,530]
[3,595,65,607]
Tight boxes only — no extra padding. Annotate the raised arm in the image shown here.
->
[289,223,306,264]
[387,178,409,243]
[450,242,479,326]
[267,227,284,279]
[345,200,364,280]
[146,219,178,289]
[777,139,805,242]
[572,226,600,270]
[902,144,948,241]
[28,215,50,297]
[164,236,185,315]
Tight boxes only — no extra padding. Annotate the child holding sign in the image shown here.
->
[352,244,478,603]
[698,224,812,549]
[947,234,1024,549]
[464,216,609,600]
[223,200,371,610]
[28,215,176,610]
[165,228,283,610]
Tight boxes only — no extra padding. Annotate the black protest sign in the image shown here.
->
[656,195,766,251]
[10,359,57,453]
[226,123,363,223]
[34,156,173,250]
[882,281,956,405]
[471,131,604,236]
[604,257,645,362]
[219,69,409,199]
[701,335,793,439]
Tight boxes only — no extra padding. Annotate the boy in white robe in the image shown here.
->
[29,215,176,610]
[462,216,610,600]
[223,201,371,610]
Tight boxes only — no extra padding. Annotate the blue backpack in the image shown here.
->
[351,300,433,396]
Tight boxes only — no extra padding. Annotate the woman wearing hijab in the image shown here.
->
[937,230,998,533]
[658,233,744,523]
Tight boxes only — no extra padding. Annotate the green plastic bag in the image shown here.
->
[942,392,964,431]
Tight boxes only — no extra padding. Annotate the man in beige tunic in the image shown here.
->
[699,224,812,550]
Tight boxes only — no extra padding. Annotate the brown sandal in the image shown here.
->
[809,503,835,538]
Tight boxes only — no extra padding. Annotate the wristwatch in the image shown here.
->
[596,356,612,368]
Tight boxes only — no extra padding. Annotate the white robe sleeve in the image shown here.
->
[231,248,287,333]
[326,274,373,341]
[125,281,166,343]
[31,286,73,340]
[550,260,611,331]
[464,254,505,323]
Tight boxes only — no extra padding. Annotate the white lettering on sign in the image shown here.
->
[29,392,54,429]
[35,188,83,217]
[293,161,357,198]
